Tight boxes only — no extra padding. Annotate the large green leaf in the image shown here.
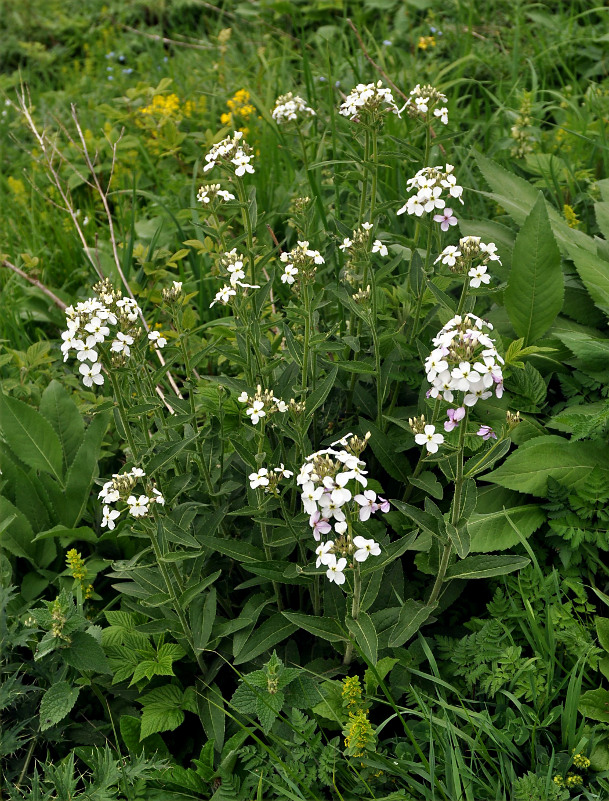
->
[568,246,609,316]
[579,689,609,723]
[346,611,378,665]
[504,193,563,344]
[483,435,609,495]
[388,600,437,648]
[233,614,297,665]
[39,380,84,470]
[139,684,186,739]
[0,392,64,483]
[469,505,545,552]
[40,682,80,731]
[64,631,112,674]
[62,412,109,527]
[445,554,530,580]
[282,612,347,643]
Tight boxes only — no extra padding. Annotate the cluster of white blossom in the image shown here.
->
[338,222,388,258]
[271,92,316,124]
[237,385,289,425]
[397,165,464,219]
[339,80,401,122]
[197,184,236,204]
[279,240,324,285]
[60,280,144,389]
[248,464,294,493]
[210,249,259,308]
[203,131,254,177]
[435,236,501,288]
[297,432,389,585]
[99,467,164,530]
[405,84,448,125]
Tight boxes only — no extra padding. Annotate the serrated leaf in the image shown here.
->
[39,380,84,471]
[596,618,609,654]
[579,688,609,723]
[569,246,609,316]
[504,193,563,344]
[64,631,111,674]
[483,435,609,495]
[39,682,80,730]
[139,684,186,739]
[0,392,64,482]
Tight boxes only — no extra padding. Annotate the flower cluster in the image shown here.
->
[435,236,501,287]
[279,240,324,286]
[409,416,444,454]
[161,280,183,305]
[248,464,294,493]
[405,84,448,124]
[99,467,164,530]
[203,130,254,177]
[197,184,236,204]
[210,249,259,307]
[237,385,289,425]
[397,165,464,219]
[220,89,256,131]
[66,549,93,599]
[420,314,505,449]
[60,279,144,388]
[297,432,389,585]
[339,80,401,123]
[271,92,316,124]
[338,222,388,258]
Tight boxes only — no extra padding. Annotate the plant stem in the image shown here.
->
[235,178,256,286]
[427,410,468,605]
[301,280,312,392]
[408,220,434,344]
[109,370,139,461]
[456,278,470,316]
[343,563,362,666]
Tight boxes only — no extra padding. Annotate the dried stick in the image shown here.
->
[1,259,67,310]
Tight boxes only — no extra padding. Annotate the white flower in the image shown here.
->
[275,399,288,413]
[237,391,249,403]
[334,520,348,535]
[315,540,334,568]
[371,239,388,257]
[84,316,110,343]
[451,362,481,392]
[246,400,266,425]
[353,535,381,562]
[111,332,134,355]
[210,285,237,307]
[131,467,146,478]
[463,381,493,407]
[76,341,98,362]
[101,505,120,530]
[148,331,167,348]
[152,488,165,505]
[354,490,378,521]
[336,463,368,488]
[318,494,346,522]
[281,264,299,284]
[272,93,316,124]
[339,237,353,252]
[249,468,269,489]
[433,106,449,124]
[415,424,444,454]
[232,151,255,176]
[325,554,347,584]
[468,264,491,288]
[98,482,119,503]
[302,482,325,514]
[127,495,149,517]
[297,462,315,486]
[274,464,294,478]
[331,486,352,506]
[79,362,104,387]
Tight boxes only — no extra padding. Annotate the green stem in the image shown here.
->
[456,278,470,317]
[358,130,370,225]
[235,178,256,286]
[109,370,139,461]
[408,220,434,344]
[301,281,312,392]
[343,563,362,666]
[427,410,468,606]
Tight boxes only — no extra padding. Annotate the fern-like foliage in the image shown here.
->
[512,771,569,801]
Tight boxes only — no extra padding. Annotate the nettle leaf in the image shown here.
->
[504,193,563,344]
[484,435,609,495]
[130,642,186,685]
[0,392,64,482]
[139,684,188,740]
[64,631,112,674]
[39,682,80,731]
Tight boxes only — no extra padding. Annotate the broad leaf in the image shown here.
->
[346,611,378,665]
[282,612,347,642]
[504,193,563,344]
[39,380,84,470]
[64,631,112,674]
[388,600,437,648]
[444,554,530,580]
[579,689,609,723]
[0,392,63,482]
[233,614,297,665]
[40,682,80,731]
[139,684,186,740]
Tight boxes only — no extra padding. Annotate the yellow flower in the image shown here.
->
[418,36,436,50]
[563,204,581,229]
[342,675,363,709]
[572,752,591,770]
[566,773,583,787]
[66,549,93,597]
[343,709,375,757]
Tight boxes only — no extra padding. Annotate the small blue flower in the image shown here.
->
[383,39,392,46]
[122,68,133,75]
[105,51,115,59]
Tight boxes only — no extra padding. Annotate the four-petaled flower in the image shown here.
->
[325,554,347,585]
[315,540,334,567]
[246,399,266,424]
[477,425,497,440]
[444,406,466,432]
[249,468,269,489]
[101,505,120,530]
[79,362,104,387]
[127,495,149,517]
[354,490,379,521]
[433,207,458,231]
[353,535,381,562]
[415,424,444,454]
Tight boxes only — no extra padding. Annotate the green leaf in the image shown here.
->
[64,631,111,674]
[233,614,297,665]
[120,715,170,756]
[390,499,438,538]
[335,360,376,374]
[569,246,609,316]
[364,656,399,695]
[197,683,225,752]
[139,684,186,739]
[198,535,265,563]
[445,521,470,559]
[62,412,109,528]
[39,380,85,470]
[360,531,417,574]
[0,392,64,482]
[579,688,609,723]
[281,612,347,642]
[146,432,197,476]
[190,588,217,653]
[305,366,338,418]
[469,505,545,552]
[346,611,378,665]
[483,435,609,495]
[365,422,411,483]
[39,682,80,731]
[555,330,609,372]
[504,193,563,344]
[408,471,443,500]
[444,554,530,580]
[130,643,185,685]
[596,618,609,654]
[388,600,437,648]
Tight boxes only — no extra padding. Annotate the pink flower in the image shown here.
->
[433,207,458,232]
[477,425,497,441]
[374,496,390,514]
[309,510,332,541]
[444,406,466,432]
